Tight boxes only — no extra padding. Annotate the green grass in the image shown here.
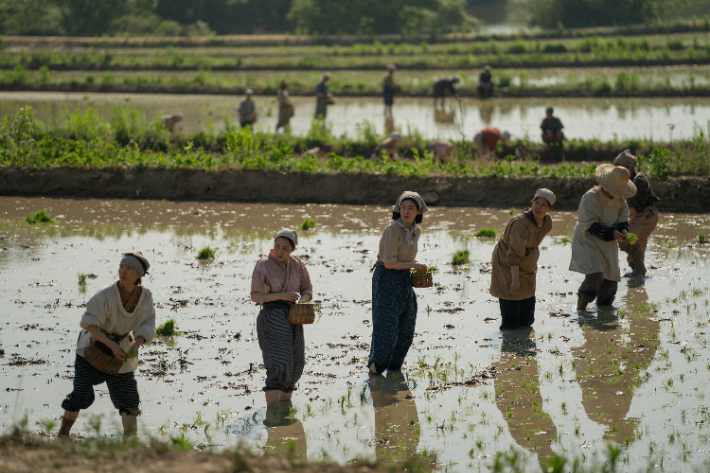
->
[412,265,440,277]
[78,273,88,285]
[451,250,470,266]
[155,319,181,336]
[509,207,516,216]
[24,209,55,224]
[667,241,679,248]
[196,246,216,260]
[559,234,574,245]
[474,228,499,238]
[298,219,316,230]
[698,234,708,244]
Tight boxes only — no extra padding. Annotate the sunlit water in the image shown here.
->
[1,197,709,471]
[1,92,709,143]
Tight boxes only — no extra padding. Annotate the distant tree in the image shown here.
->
[0,0,64,35]
[528,0,686,29]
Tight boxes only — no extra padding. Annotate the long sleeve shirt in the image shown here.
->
[626,172,659,213]
[250,251,313,305]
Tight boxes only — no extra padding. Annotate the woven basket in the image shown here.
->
[411,272,434,288]
[289,304,316,325]
[83,340,123,374]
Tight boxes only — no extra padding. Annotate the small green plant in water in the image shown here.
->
[698,234,708,244]
[667,241,678,249]
[509,207,516,216]
[452,250,470,266]
[474,228,498,238]
[156,319,180,336]
[78,273,88,285]
[559,234,573,245]
[196,246,216,260]
[25,210,55,224]
[625,233,639,245]
[412,265,440,277]
[298,218,316,230]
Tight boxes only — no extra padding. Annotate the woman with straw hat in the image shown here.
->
[368,191,429,374]
[251,228,313,409]
[570,164,637,310]
[490,188,555,330]
[59,252,155,439]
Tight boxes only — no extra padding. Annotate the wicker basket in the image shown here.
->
[289,303,316,325]
[83,340,123,374]
[411,272,434,288]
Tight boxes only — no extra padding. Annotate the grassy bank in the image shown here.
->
[1,107,708,180]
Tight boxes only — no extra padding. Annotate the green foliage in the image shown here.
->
[647,147,672,180]
[451,250,470,265]
[699,234,708,244]
[509,207,516,216]
[530,0,683,29]
[156,319,180,336]
[25,209,55,224]
[412,265,439,277]
[474,228,498,238]
[298,218,316,230]
[196,246,216,260]
[78,273,88,285]
[625,233,639,245]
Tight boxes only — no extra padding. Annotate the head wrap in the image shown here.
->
[614,149,638,168]
[120,252,150,277]
[390,132,402,141]
[534,188,556,207]
[322,72,331,80]
[387,64,396,71]
[245,89,254,95]
[274,227,298,247]
[393,191,429,214]
[501,131,511,140]
[596,163,637,198]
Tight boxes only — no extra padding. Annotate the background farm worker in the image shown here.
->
[238,89,257,128]
[59,252,156,439]
[490,189,555,330]
[614,150,659,278]
[161,113,183,132]
[276,80,294,132]
[383,64,399,116]
[541,107,564,144]
[473,127,511,158]
[315,72,333,119]
[570,164,637,310]
[368,191,429,374]
[478,65,494,98]
[428,139,455,163]
[433,75,460,108]
[251,228,313,409]
[370,132,402,160]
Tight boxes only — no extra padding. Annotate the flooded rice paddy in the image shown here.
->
[1,197,710,471]
[1,91,710,142]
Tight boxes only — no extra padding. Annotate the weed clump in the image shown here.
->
[196,246,216,260]
[509,207,516,216]
[698,234,708,244]
[452,250,470,266]
[78,273,88,285]
[474,228,498,238]
[25,210,55,224]
[298,218,316,230]
[156,319,180,336]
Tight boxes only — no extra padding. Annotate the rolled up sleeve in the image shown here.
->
[505,223,528,267]
[250,261,270,305]
[380,226,400,263]
[79,292,107,331]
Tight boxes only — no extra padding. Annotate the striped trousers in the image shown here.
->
[61,354,141,416]
[257,307,305,392]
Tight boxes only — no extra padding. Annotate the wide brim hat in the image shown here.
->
[595,163,637,198]
[393,191,429,214]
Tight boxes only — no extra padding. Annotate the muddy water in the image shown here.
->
[1,91,709,142]
[1,197,710,471]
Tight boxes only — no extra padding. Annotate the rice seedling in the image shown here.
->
[451,250,470,266]
[698,234,708,244]
[667,241,679,248]
[474,228,498,238]
[156,318,181,336]
[78,273,88,285]
[625,233,639,245]
[25,210,55,224]
[411,265,439,277]
[196,246,216,260]
[298,218,316,230]
[509,207,516,216]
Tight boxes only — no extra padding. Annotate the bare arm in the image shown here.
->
[510,265,520,296]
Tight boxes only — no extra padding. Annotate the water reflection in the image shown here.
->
[264,401,308,460]
[493,328,558,460]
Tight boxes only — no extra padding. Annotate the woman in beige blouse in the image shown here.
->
[368,191,429,374]
[251,228,313,408]
[490,189,555,330]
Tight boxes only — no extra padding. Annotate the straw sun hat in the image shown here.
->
[595,163,637,198]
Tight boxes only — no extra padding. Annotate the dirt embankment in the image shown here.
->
[1,168,708,212]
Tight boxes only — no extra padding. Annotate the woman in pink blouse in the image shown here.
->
[251,228,313,410]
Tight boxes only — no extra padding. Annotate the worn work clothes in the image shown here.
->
[277,89,293,128]
[238,99,256,125]
[499,296,536,330]
[257,307,305,392]
[315,81,329,118]
[569,187,630,282]
[578,272,618,305]
[490,209,552,301]
[626,172,659,214]
[250,251,313,305]
[474,127,502,156]
[377,218,420,264]
[76,283,156,374]
[479,72,492,85]
[540,117,564,134]
[619,205,659,265]
[369,265,418,374]
[383,74,396,105]
[61,354,140,416]
[433,79,457,97]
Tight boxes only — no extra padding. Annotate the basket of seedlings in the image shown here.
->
[289,301,318,325]
[84,339,136,374]
[411,266,438,288]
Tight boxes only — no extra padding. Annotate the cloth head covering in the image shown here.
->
[390,132,402,141]
[322,72,330,79]
[121,251,150,277]
[484,65,491,71]
[595,163,637,198]
[245,89,254,95]
[614,149,638,168]
[387,64,396,71]
[501,131,511,140]
[534,188,556,207]
[393,191,429,214]
[453,75,461,82]
[274,227,298,247]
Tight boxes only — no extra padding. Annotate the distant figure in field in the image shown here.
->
[161,114,183,132]
[276,80,294,132]
[371,132,402,161]
[238,89,257,128]
[428,139,455,164]
[478,65,494,98]
[541,107,564,144]
[315,73,333,119]
[383,64,400,116]
[473,127,511,158]
[433,76,460,108]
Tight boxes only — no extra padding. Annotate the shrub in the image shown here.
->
[496,70,513,88]
[39,66,52,85]
[474,228,498,238]
[25,210,55,224]
[451,250,470,266]
[543,43,567,53]
[196,246,216,260]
